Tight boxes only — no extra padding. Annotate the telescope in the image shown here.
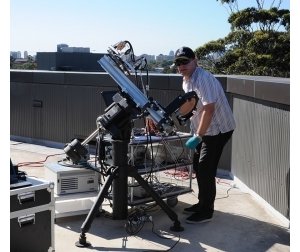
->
[64,40,198,165]
[61,41,199,248]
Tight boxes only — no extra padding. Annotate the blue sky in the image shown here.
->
[10,0,290,57]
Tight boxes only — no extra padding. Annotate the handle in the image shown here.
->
[17,191,35,204]
[18,214,35,228]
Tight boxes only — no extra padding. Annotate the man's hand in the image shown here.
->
[185,135,202,149]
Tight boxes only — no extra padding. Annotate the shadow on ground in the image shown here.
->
[55,200,289,252]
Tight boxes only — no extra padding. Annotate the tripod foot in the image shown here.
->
[75,233,91,248]
[170,221,184,232]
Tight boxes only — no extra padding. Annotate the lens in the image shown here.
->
[175,59,191,66]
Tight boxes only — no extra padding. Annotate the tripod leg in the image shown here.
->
[130,168,184,232]
[75,166,119,247]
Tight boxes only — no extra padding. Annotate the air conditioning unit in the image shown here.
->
[45,162,99,195]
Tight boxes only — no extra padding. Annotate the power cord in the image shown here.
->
[17,153,65,167]
[125,208,151,235]
[215,178,234,200]
[149,223,181,252]
[125,206,180,251]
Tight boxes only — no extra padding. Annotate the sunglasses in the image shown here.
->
[174,59,192,67]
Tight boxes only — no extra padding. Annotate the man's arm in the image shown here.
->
[196,103,215,136]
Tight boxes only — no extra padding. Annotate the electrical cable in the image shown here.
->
[125,208,148,235]
[215,178,234,200]
[150,222,181,252]
[17,153,65,167]
[164,166,196,180]
[125,207,180,252]
[144,216,180,251]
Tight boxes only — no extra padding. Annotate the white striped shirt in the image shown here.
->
[182,67,236,136]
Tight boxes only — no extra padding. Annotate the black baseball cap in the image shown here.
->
[174,47,195,62]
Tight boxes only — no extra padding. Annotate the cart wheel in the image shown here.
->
[166,197,178,207]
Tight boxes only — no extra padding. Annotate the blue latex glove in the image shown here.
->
[185,135,202,149]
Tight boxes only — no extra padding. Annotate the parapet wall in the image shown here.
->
[10,70,290,219]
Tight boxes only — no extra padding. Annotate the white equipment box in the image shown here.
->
[45,162,99,195]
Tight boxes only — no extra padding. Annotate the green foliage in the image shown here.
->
[10,62,37,70]
[228,7,290,32]
[10,55,37,70]
[197,0,289,77]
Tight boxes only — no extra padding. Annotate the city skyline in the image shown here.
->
[10,45,176,59]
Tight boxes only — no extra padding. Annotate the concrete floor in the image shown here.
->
[10,140,290,252]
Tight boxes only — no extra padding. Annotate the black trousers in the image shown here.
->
[193,130,233,214]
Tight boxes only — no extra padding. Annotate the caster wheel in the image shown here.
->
[166,197,178,207]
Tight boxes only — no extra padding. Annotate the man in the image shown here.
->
[174,46,236,224]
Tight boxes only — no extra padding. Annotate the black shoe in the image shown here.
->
[185,212,213,224]
[183,203,201,214]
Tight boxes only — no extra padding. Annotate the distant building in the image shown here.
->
[56,43,90,53]
[36,44,175,72]
[57,44,69,52]
[36,52,107,72]
[10,51,22,59]
[156,54,174,62]
[24,51,28,59]
[61,47,90,53]
[140,54,155,63]
[169,50,174,56]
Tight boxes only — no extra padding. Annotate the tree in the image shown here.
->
[195,0,289,77]
[10,55,37,70]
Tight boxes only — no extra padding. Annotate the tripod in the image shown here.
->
[75,117,184,248]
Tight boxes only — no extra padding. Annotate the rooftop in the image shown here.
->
[10,140,290,252]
